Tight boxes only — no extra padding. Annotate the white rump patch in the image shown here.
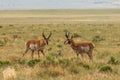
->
[29,44,36,50]
[81,46,90,52]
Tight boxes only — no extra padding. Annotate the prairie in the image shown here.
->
[0,9,120,80]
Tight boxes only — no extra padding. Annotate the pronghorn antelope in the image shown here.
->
[22,32,52,59]
[64,32,94,60]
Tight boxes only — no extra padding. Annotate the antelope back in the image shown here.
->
[26,39,45,50]
[72,42,94,53]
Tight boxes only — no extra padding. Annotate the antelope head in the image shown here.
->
[64,32,73,45]
[42,32,52,45]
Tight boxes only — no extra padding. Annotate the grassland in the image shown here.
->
[0,9,120,80]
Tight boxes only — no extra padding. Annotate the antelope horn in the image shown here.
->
[65,31,70,38]
[47,32,52,39]
[42,32,46,39]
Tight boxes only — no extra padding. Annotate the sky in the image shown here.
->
[0,0,120,10]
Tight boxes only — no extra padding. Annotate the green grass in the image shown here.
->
[0,10,120,80]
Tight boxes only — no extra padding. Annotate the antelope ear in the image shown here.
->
[64,40,68,44]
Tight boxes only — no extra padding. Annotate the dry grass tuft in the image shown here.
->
[2,67,16,80]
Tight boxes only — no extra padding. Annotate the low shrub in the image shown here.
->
[47,47,52,51]
[83,64,90,70]
[0,41,6,46]
[18,60,26,65]
[92,35,105,42]
[57,44,63,48]
[108,56,119,65]
[0,60,10,67]
[0,25,3,28]
[99,65,112,72]
[27,59,41,67]
[0,38,8,46]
